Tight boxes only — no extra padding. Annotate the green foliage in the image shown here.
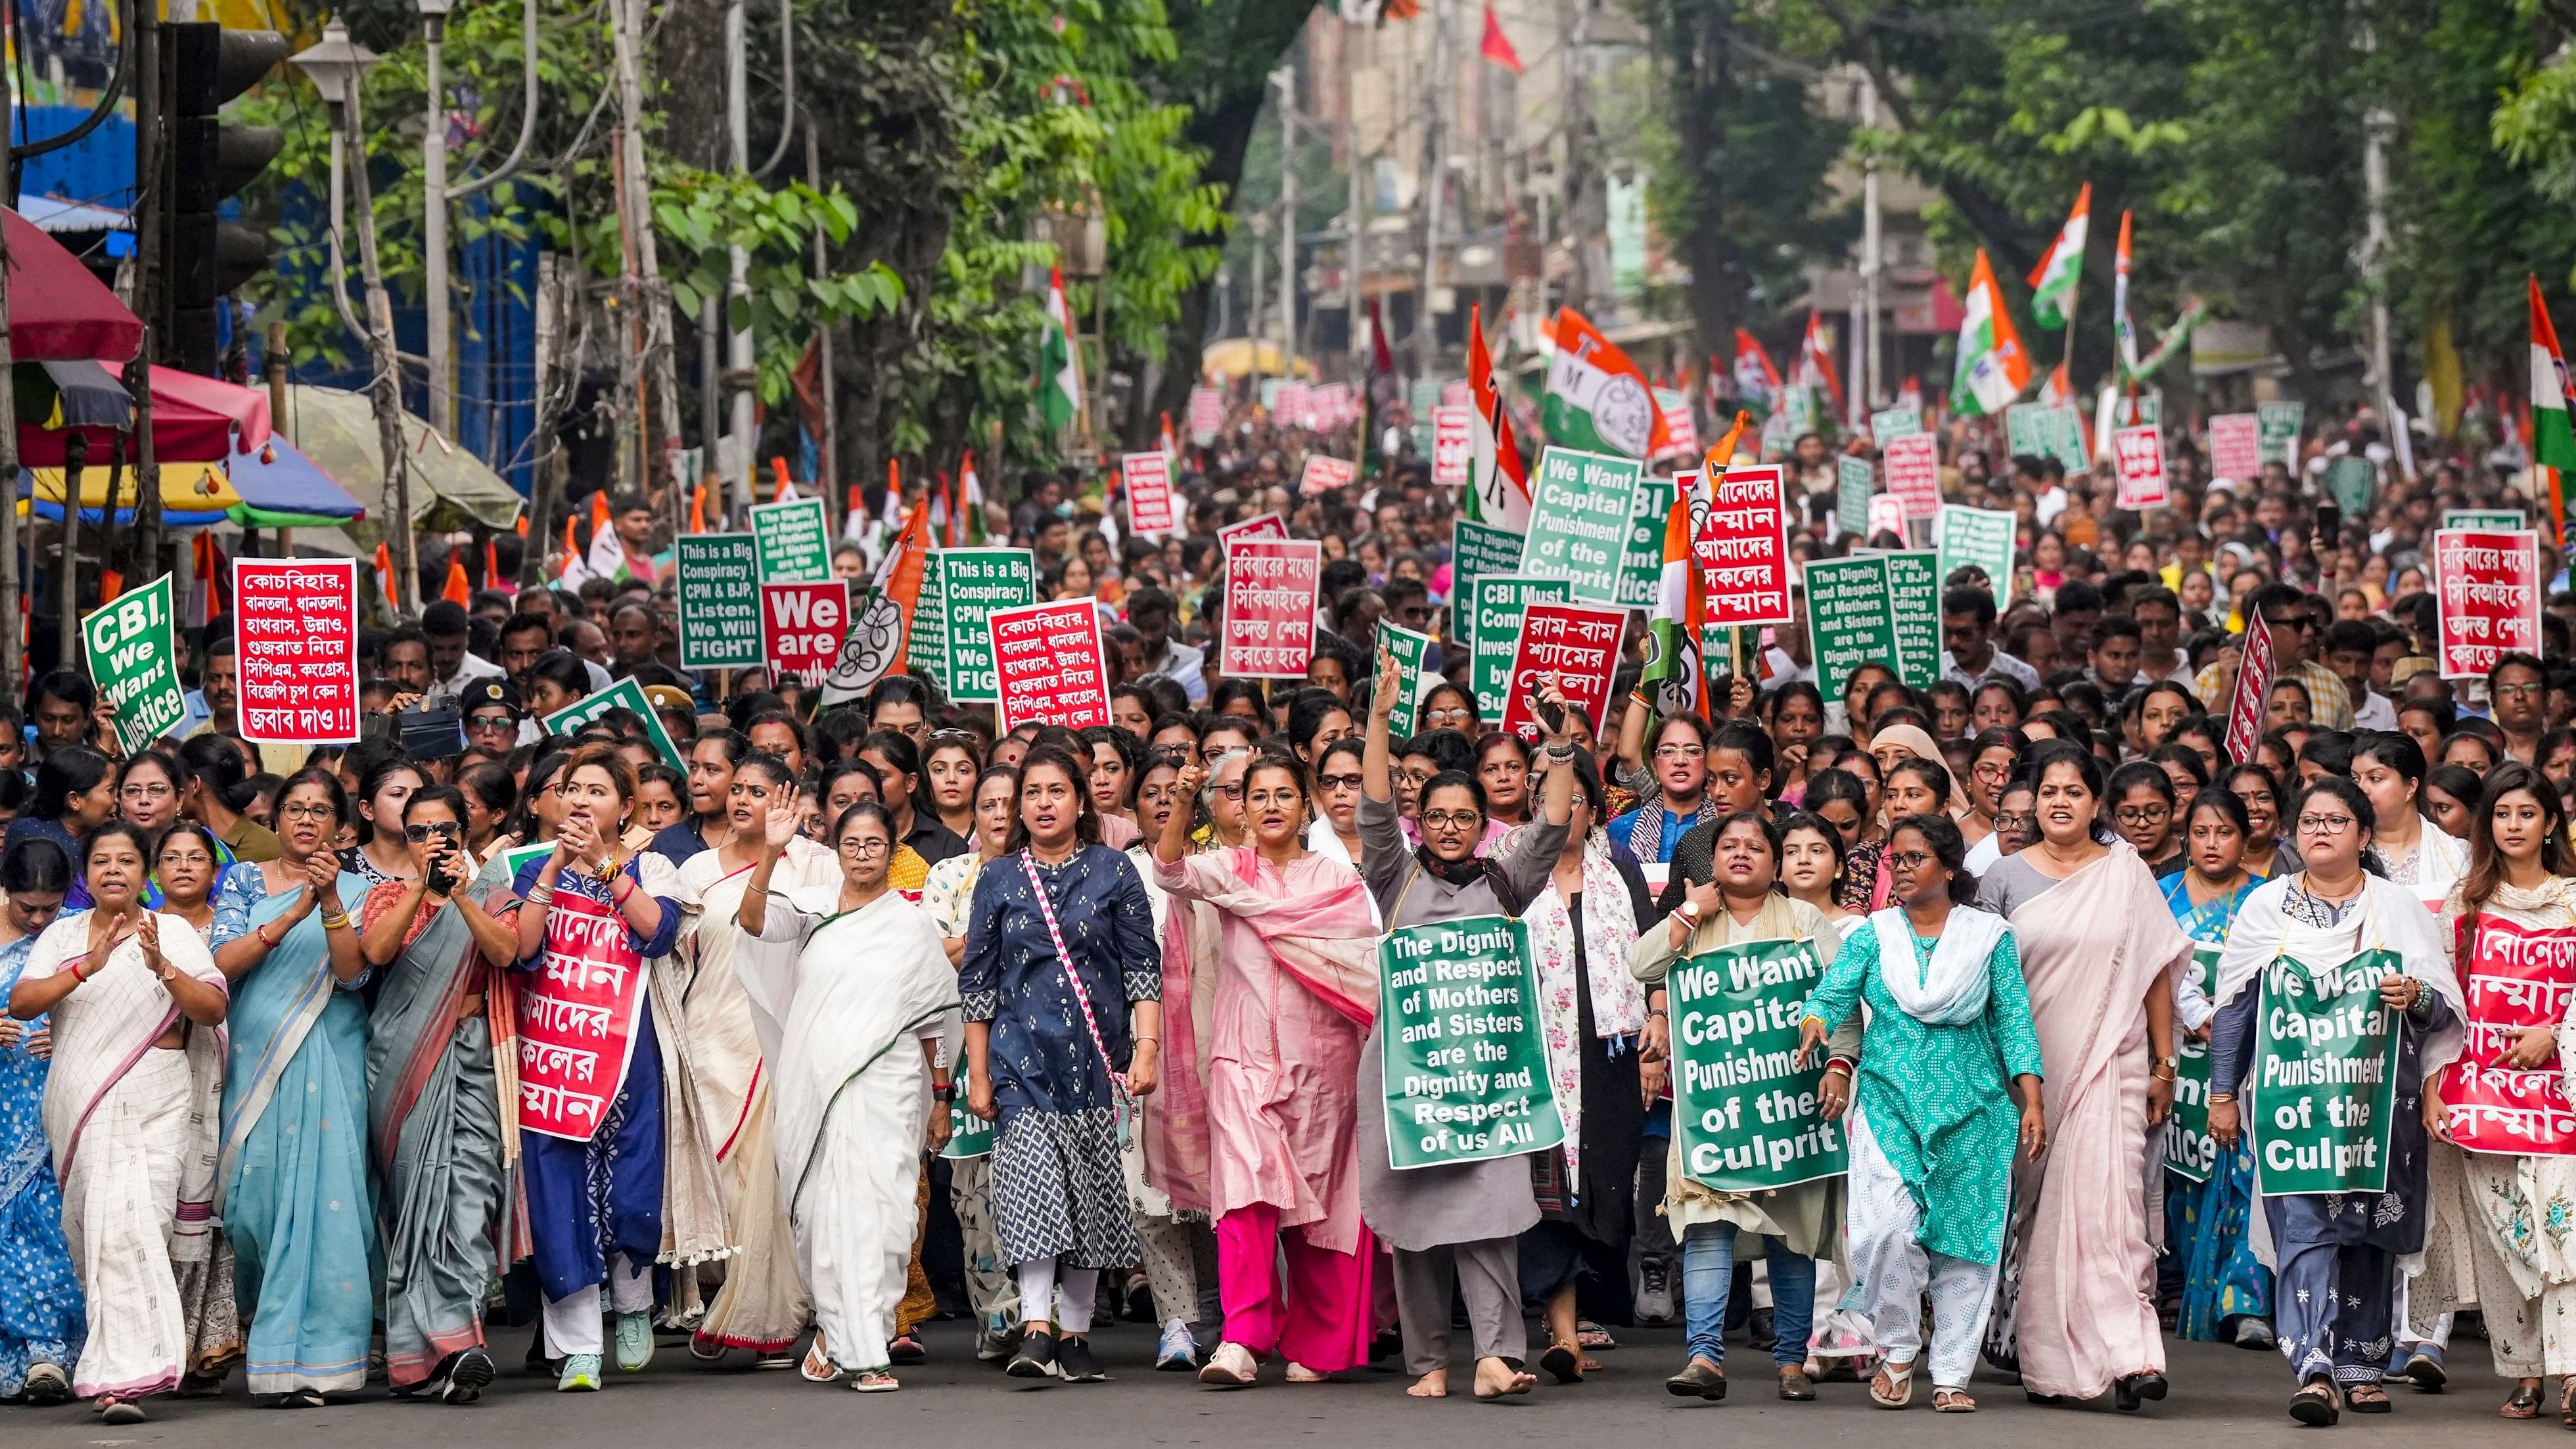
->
[645,172,902,405]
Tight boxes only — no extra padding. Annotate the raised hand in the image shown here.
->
[1371,646,1404,720]
[764,795,804,850]
[137,911,166,980]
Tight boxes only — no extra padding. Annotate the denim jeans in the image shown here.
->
[1681,1222,1814,1368]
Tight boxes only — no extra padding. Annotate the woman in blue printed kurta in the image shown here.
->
[0,838,80,1402]
[2159,791,2269,1345]
[961,746,1161,1387]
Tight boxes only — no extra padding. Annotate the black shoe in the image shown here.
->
[1055,1337,1104,1383]
[887,1335,927,1365]
[1746,1307,1778,1352]
[2115,1372,2169,1412]
[1368,1330,1402,1366]
[1666,1358,1727,1400]
[1006,1329,1057,1381]
[440,1348,495,1405]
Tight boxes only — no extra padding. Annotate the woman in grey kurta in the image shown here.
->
[1354,649,1577,1400]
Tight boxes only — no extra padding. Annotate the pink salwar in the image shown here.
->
[1217,1203,1375,1371]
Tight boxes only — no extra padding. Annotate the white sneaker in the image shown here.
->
[1156,1321,1199,1371]
[1197,1341,1258,1387]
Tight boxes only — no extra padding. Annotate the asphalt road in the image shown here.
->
[3,1318,2540,1448]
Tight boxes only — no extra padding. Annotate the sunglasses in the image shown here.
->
[404,821,464,842]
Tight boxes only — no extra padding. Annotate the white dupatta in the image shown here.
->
[2209,871,2466,1080]
[1870,904,2010,1026]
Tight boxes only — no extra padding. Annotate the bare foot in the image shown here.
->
[1408,1369,1449,1398]
[1474,1357,1536,1399]
[1286,1362,1327,1383]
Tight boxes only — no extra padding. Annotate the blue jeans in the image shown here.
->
[1681,1222,1815,1368]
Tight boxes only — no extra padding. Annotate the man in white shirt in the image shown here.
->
[1938,586,2043,692]
[423,599,509,707]
[1124,586,1206,703]
[2324,618,2399,731]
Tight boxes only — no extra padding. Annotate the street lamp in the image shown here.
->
[287,21,381,348]
[419,0,456,438]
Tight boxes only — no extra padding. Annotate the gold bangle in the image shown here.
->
[320,912,351,931]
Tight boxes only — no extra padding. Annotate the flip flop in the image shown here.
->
[1870,1363,1914,1409]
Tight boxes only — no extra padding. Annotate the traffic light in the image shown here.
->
[165,22,288,375]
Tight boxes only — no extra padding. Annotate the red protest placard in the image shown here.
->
[518,889,650,1141]
[1866,492,1907,540]
[1216,511,1288,548]
[1122,451,1176,535]
[1881,432,1941,518]
[1500,603,1626,744]
[1276,382,1312,430]
[1299,453,1357,497]
[2438,912,2576,1157]
[1312,382,1354,429]
[989,599,1113,732]
[2433,528,2542,679]
[233,558,360,744]
[1189,384,1224,446]
[1693,465,1795,628]
[2222,611,2276,765]
[1432,405,1473,486]
[1220,538,1322,679]
[2112,425,2169,509]
[762,580,850,685]
[2207,413,2262,485]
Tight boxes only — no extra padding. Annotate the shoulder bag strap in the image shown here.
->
[1019,852,1129,1097]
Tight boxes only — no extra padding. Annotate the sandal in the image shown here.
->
[1869,1360,1915,1409]
[2347,1382,2392,1414]
[1931,1387,1978,1413]
[2502,1382,2542,1419]
[800,1337,837,1383]
[1539,1343,1583,1384]
[2562,1376,2576,1427]
[2290,1379,2341,1427]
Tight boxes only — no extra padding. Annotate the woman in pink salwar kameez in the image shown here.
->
[1149,752,1381,1388]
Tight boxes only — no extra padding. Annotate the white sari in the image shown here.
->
[27,914,225,1400]
[736,886,958,1373]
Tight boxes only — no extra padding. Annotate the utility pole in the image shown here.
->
[1858,71,1881,411]
[806,118,837,510]
[2362,102,2394,407]
[0,46,18,703]
[420,0,453,436]
[610,0,685,507]
[1248,211,1267,390]
[1274,65,1298,383]
[1414,0,1450,376]
[347,85,417,619]
[1345,31,1365,371]
[725,0,756,509]
[1558,0,1597,313]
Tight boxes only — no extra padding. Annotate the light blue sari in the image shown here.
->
[216,873,380,1397]
[0,931,84,1395]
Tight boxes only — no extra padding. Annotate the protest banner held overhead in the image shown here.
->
[1692,464,1795,628]
[2432,528,2542,679]
[1122,451,1177,535]
[235,559,361,745]
[82,576,187,755]
[760,580,852,686]
[1881,432,1941,518]
[674,534,763,670]
[1220,538,1322,679]
[1498,602,1624,744]
[1521,446,1644,605]
[748,496,832,582]
[990,599,1113,732]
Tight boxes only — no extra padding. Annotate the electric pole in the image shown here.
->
[1275,65,1299,383]
[1414,0,1451,376]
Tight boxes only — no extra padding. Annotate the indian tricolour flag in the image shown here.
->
[1544,307,1670,459]
[1463,304,1532,528]
[1638,413,1752,722]
[2026,183,2090,330]
[1948,249,2032,417]
[2533,275,2576,543]
[1040,265,1083,432]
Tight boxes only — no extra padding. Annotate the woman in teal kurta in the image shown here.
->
[1797,814,2044,1412]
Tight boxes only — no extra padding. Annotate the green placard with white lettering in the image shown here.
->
[2441,508,2526,532]
[1881,549,1942,691]
[1467,574,1571,722]
[1670,937,1848,1193]
[2165,945,2223,1184]
[540,676,687,771]
[923,548,1038,703]
[1451,518,1525,603]
[81,574,186,754]
[2005,403,2088,474]
[1377,915,1563,1170]
[1802,555,1898,706]
[2325,456,2376,517]
[2257,401,2305,468]
[2252,950,2403,1197]
[1374,620,1436,726]
[749,497,832,582]
[1836,457,1874,538]
[674,533,763,670]
[1615,476,1676,610]
[907,548,949,687]
[1935,505,2018,612]
[1519,446,1642,605]
[1870,405,1923,441]
[942,1101,994,1159]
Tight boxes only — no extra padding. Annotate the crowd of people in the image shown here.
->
[0,398,2573,1429]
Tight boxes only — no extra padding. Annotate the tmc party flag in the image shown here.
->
[2027,182,2091,330]
[1796,311,1845,421]
[1544,306,1670,459]
[1040,265,1084,432]
[1732,328,1781,422]
[1948,249,2032,417]
[1464,303,1532,528]
[2112,209,2138,377]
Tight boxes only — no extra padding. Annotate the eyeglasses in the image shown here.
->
[1245,789,1303,808]
[403,821,463,842]
[1655,743,1706,760]
[837,838,890,857]
[1994,812,2037,834]
[2115,806,2171,827]
[1423,708,1474,727]
[1211,782,1246,800]
[1394,768,1436,787]
[281,802,336,822]
[1972,762,2012,781]
[2295,814,2357,835]
[468,714,518,731]
[1318,772,1364,791]
[1421,809,1483,831]
[1887,851,1934,871]
[2495,682,2546,699]
[118,782,173,801]
[2261,614,2314,632]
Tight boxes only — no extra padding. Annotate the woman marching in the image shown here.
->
[9,823,229,1422]
[2413,762,2576,1421]
[359,785,525,1402]
[1632,812,1842,1402]
[2159,790,2272,1348]
[2206,774,2465,1425]
[0,839,79,1403]
[1793,813,2046,1413]
[1151,745,1382,1389]
[672,752,837,1366]
[1354,649,1578,1401]
[958,744,1163,1386]
[1125,748,1220,1371]
[1976,741,2191,1410]
[737,798,960,1391]
[210,769,377,1406]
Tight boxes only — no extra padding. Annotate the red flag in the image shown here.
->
[690,486,707,535]
[772,457,795,503]
[1479,3,1523,74]
[484,538,502,589]
[589,489,610,540]
[99,570,123,605]
[441,551,471,607]
[375,543,400,612]
[1797,310,1846,417]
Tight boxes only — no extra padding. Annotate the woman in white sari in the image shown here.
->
[737,798,959,1392]
[9,822,228,1423]
[672,750,836,1365]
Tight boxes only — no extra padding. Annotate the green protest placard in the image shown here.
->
[2325,456,2376,517]
[1870,405,1922,441]
[2006,403,2087,474]
[1935,505,2018,610]
[540,676,687,771]
[1882,550,1942,690]
[2252,950,2403,1196]
[1377,914,1563,1170]
[922,548,1038,703]
[1520,446,1642,605]
[942,1101,994,1160]
[1802,556,1898,706]
[1452,518,1525,601]
[748,497,832,582]
[2165,945,2223,1183]
[1615,475,1676,610]
[1836,457,1874,539]
[495,840,556,886]
[2257,400,2305,468]
[674,533,762,670]
[1467,575,1570,720]
[1669,937,1848,1192]
[81,575,186,754]
[2442,508,2527,532]
[907,549,949,687]
[1374,620,1437,726]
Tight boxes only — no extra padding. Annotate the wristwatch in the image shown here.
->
[1680,900,1702,920]
[932,1082,955,1102]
